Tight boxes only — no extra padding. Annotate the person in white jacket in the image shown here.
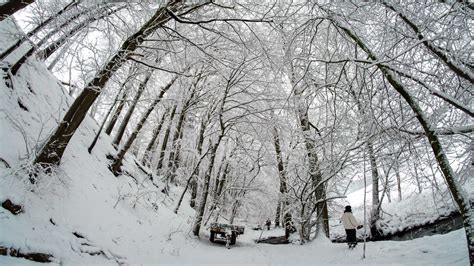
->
[340,205,362,249]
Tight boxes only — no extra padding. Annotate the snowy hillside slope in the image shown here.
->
[0,17,470,266]
[0,19,198,264]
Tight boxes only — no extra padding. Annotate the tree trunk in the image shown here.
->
[165,92,194,182]
[333,18,474,264]
[368,143,381,239]
[272,126,290,228]
[385,179,392,203]
[168,76,201,175]
[190,114,208,208]
[229,199,239,225]
[192,137,223,236]
[412,161,422,194]
[0,0,35,22]
[320,198,329,237]
[112,72,152,148]
[105,79,130,136]
[212,156,226,197]
[189,177,198,208]
[88,80,127,153]
[164,104,186,184]
[141,109,169,166]
[275,201,282,228]
[88,92,103,120]
[33,2,184,169]
[298,204,307,243]
[105,93,127,136]
[193,89,228,236]
[130,140,140,158]
[396,167,402,201]
[109,76,176,176]
[294,83,327,239]
[205,155,230,225]
[216,162,229,199]
[273,128,282,228]
[155,104,177,172]
[174,146,211,214]
[172,121,186,170]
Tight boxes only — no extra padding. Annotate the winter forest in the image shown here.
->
[0,0,472,265]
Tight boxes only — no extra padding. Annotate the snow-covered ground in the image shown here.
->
[0,220,469,265]
[0,17,470,266]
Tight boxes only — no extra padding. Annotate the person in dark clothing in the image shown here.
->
[340,205,363,249]
[265,218,271,230]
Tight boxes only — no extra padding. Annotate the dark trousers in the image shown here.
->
[345,229,357,244]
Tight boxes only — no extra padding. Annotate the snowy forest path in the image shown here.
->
[172,226,467,265]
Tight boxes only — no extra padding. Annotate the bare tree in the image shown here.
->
[88,75,128,153]
[189,107,214,208]
[109,75,178,176]
[165,72,203,183]
[112,71,152,148]
[192,59,248,236]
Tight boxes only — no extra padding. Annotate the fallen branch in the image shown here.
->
[0,246,53,263]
